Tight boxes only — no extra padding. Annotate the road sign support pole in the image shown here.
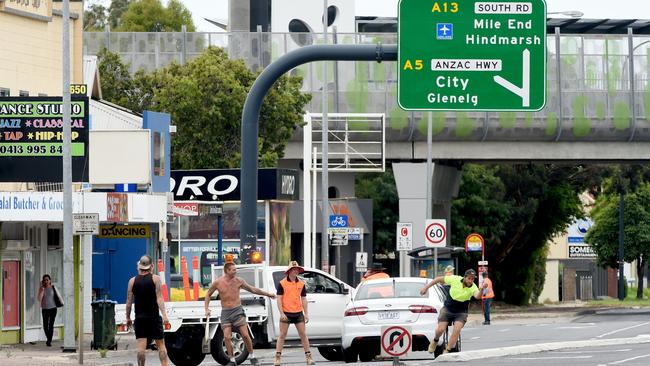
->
[240,44,397,264]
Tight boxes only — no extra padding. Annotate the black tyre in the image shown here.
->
[358,348,375,362]
[211,327,250,365]
[317,346,343,361]
[342,347,358,363]
[165,330,206,366]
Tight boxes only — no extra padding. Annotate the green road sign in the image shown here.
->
[398,0,546,111]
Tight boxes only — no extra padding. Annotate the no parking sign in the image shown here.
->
[380,325,412,358]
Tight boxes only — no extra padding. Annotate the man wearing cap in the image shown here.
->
[273,261,315,365]
[205,262,276,366]
[420,269,487,355]
[444,265,455,276]
[125,255,170,366]
[360,262,390,283]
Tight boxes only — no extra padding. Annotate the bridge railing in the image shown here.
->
[83,31,650,142]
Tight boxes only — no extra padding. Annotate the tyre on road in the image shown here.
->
[165,328,206,366]
[317,346,343,361]
[342,346,358,363]
[358,348,375,362]
[211,327,250,365]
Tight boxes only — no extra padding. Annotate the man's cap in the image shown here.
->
[137,255,152,271]
[464,269,477,277]
[369,262,386,271]
[285,260,305,274]
[444,265,455,273]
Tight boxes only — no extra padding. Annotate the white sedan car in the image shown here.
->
[341,277,445,363]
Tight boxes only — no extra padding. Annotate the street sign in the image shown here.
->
[328,228,349,246]
[425,219,447,248]
[348,227,363,240]
[73,213,99,235]
[398,0,547,111]
[356,252,368,272]
[478,260,489,266]
[396,222,413,251]
[329,214,349,228]
[466,233,484,252]
[381,325,412,358]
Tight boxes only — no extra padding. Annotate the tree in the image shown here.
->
[355,163,602,304]
[96,48,134,108]
[118,0,195,32]
[84,2,108,31]
[586,166,650,299]
[96,47,310,169]
[108,0,133,30]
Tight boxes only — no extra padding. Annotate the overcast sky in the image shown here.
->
[91,1,644,32]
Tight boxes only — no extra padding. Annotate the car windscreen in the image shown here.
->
[355,281,425,300]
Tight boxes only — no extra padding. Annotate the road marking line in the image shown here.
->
[499,328,510,332]
[556,349,631,354]
[609,353,650,364]
[470,337,480,340]
[596,322,650,339]
[511,356,592,360]
[557,325,597,329]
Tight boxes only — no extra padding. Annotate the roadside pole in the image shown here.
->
[320,0,330,273]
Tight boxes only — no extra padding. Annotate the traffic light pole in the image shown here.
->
[240,44,397,264]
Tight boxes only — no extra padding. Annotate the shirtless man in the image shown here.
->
[204,262,276,366]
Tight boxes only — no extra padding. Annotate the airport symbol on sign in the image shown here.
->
[381,325,412,358]
[437,23,453,40]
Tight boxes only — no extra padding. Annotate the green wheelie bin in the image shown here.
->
[90,299,118,350]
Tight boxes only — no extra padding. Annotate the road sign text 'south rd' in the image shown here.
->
[398,0,546,111]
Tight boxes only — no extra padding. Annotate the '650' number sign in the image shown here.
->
[425,219,447,248]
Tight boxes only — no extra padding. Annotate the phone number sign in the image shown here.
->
[0,96,89,182]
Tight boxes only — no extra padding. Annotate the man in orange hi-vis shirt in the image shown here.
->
[481,272,495,325]
[360,262,390,283]
[274,261,315,365]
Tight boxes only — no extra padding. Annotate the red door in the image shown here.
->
[2,261,20,327]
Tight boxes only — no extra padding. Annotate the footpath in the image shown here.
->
[0,302,647,366]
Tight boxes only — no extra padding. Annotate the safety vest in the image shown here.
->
[482,278,495,299]
[278,277,305,313]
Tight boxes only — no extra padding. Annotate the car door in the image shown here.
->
[300,270,349,339]
[269,269,349,340]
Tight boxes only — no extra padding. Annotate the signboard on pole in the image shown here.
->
[381,325,412,358]
[398,0,547,111]
[478,261,489,287]
[329,214,349,227]
[72,213,99,235]
[328,228,349,246]
[356,252,368,272]
[396,222,413,251]
[348,227,363,240]
[425,219,447,248]
[465,233,484,252]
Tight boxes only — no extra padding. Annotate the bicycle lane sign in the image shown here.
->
[380,325,412,358]
[329,215,348,227]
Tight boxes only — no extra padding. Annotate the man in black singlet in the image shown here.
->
[126,255,170,366]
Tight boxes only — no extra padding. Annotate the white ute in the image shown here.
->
[115,263,353,366]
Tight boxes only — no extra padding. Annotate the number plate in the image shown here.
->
[378,311,399,320]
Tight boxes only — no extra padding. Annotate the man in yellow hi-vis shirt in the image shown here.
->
[420,269,487,354]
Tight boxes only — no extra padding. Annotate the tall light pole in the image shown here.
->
[61,0,76,353]
[321,0,330,273]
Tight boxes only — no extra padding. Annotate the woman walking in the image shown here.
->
[38,274,63,346]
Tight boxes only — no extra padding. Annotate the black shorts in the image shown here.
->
[438,307,468,324]
[282,312,305,324]
[134,316,164,340]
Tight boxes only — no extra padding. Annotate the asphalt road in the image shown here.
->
[3,309,649,366]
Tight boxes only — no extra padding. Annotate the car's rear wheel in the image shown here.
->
[211,327,249,365]
[342,346,358,363]
[318,346,343,361]
[358,348,375,362]
[165,329,206,366]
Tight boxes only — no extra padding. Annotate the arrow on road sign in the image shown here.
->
[494,49,531,107]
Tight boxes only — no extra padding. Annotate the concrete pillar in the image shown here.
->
[393,162,462,277]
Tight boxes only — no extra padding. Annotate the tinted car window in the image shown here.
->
[273,271,340,294]
[355,281,425,300]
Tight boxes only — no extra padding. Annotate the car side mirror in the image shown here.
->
[341,286,349,295]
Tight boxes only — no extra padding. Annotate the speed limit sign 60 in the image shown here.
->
[425,219,447,248]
